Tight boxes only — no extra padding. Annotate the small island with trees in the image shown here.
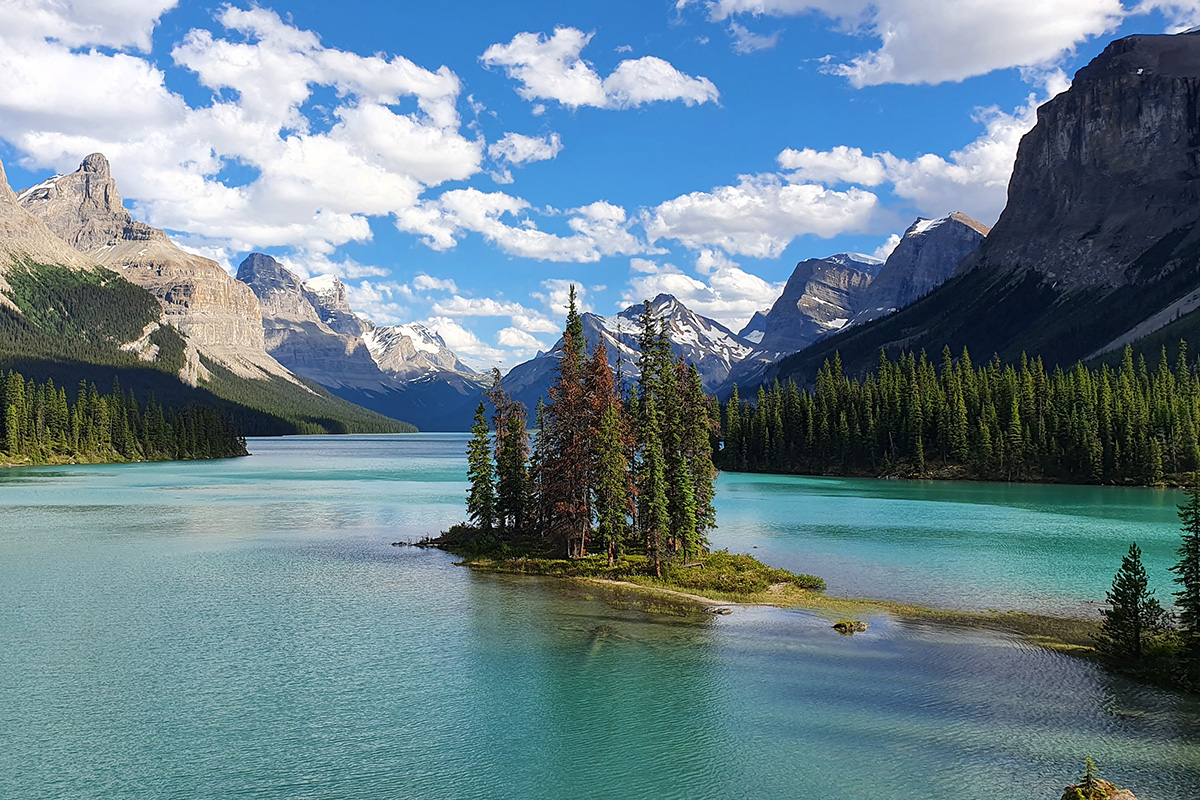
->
[418,287,825,607]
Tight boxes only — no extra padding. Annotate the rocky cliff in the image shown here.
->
[18,154,291,383]
[236,254,387,391]
[236,254,484,430]
[769,31,1200,386]
[852,212,989,325]
[0,157,99,307]
[758,253,881,356]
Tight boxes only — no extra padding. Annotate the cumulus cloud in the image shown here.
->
[0,4,482,265]
[619,254,783,330]
[871,233,902,261]
[481,27,718,110]
[2,0,180,52]
[645,176,879,258]
[778,145,888,187]
[344,280,413,325]
[396,189,650,262]
[497,327,546,349]
[489,132,564,166]
[412,274,458,293]
[679,0,1124,87]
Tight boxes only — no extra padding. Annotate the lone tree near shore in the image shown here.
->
[1097,543,1166,662]
[1173,472,1200,682]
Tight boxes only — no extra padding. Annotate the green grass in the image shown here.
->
[432,528,824,603]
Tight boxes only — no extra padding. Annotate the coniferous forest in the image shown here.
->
[465,288,718,572]
[719,344,1200,486]
[1,370,247,465]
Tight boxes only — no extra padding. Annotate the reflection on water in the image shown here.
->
[0,434,1196,800]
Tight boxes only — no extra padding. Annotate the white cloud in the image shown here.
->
[344,280,412,325]
[778,145,888,186]
[1,0,180,52]
[729,22,781,54]
[681,0,1124,87]
[620,255,783,330]
[498,327,546,349]
[489,131,564,166]
[431,295,531,317]
[871,233,902,261]
[481,27,718,110]
[646,175,879,258]
[1136,0,1200,30]
[880,96,1040,223]
[0,5,482,265]
[396,189,650,262]
[533,278,593,316]
[412,274,458,293]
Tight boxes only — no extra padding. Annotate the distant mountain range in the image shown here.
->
[4,31,1195,431]
[236,253,487,431]
[768,29,1200,387]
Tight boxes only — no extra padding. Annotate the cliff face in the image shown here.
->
[758,254,881,356]
[18,154,290,382]
[854,212,989,324]
[236,254,387,390]
[769,31,1200,386]
[968,32,1200,289]
[0,157,98,280]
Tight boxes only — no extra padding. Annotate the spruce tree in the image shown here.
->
[546,285,591,557]
[594,404,630,566]
[1098,543,1165,661]
[1173,472,1200,680]
[465,402,497,531]
[641,395,670,578]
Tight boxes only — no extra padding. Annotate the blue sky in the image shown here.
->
[1,0,1197,368]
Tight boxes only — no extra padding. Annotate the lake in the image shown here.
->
[1,434,1196,799]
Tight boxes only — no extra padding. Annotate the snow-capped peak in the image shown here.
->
[302,273,341,296]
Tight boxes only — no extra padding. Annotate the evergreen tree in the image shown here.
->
[1173,472,1200,680]
[594,403,630,566]
[545,285,591,557]
[465,402,497,531]
[1097,543,1166,661]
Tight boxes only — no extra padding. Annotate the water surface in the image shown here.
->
[1,434,1196,799]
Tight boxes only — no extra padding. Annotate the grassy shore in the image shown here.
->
[410,526,1194,694]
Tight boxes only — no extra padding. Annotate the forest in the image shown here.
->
[1,370,247,465]
[720,344,1200,486]
[464,288,718,573]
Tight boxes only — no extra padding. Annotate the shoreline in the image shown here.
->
[456,557,1101,654]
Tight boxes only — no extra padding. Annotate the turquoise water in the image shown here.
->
[1,434,1197,799]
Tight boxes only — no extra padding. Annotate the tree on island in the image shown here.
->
[1097,543,1166,662]
[465,402,496,531]
[1173,472,1200,682]
[460,286,718,567]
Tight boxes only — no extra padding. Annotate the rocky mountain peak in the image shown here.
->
[964,30,1200,290]
[756,253,880,355]
[80,152,111,177]
[0,155,97,274]
[237,252,297,288]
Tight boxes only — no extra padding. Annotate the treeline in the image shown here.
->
[720,345,1200,485]
[466,289,718,572]
[1,370,247,465]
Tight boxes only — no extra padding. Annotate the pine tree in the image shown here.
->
[1173,472,1200,680]
[594,404,630,566]
[1097,543,1166,661]
[546,285,591,557]
[465,402,497,531]
[641,395,670,578]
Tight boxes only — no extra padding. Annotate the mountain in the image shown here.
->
[236,253,485,431]
[757,252,883,357]
[738,310,768,344]
[17,154,291,384]
[850,213,990,325]
[503,293,755,412]
[0,156,408,435]
[768,30,1200,386]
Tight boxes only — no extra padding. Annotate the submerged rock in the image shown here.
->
[833,620,868,634]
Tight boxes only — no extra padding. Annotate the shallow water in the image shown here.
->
[1,434,1196,799]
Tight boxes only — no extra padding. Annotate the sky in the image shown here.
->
[1,0,1198,369]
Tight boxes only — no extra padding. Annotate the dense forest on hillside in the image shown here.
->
[1,370,247,465]
[721,344,1200,486]
[0,262,413,435]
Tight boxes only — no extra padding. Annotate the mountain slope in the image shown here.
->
[237,253,485,431]
[18,154,289,383]
[0,156,409,435]
[769,31,1200,386]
